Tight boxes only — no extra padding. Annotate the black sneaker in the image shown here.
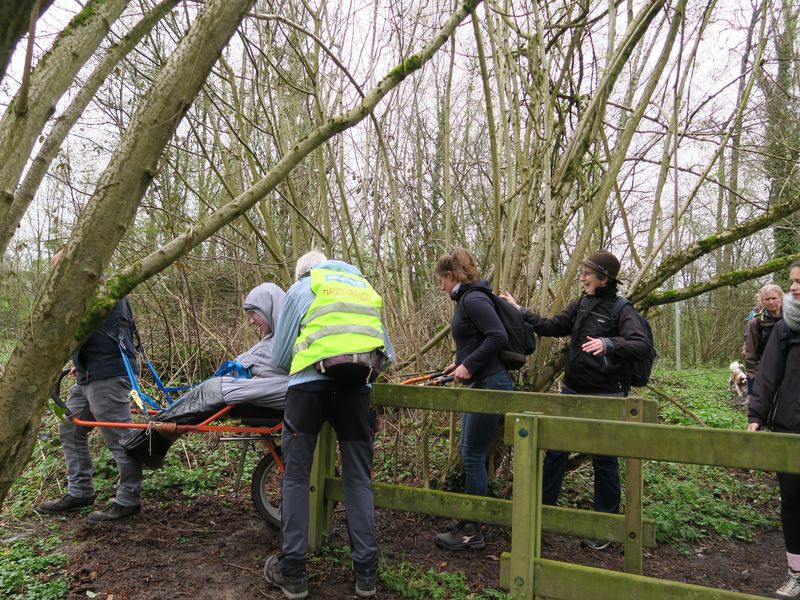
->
[87,502,141,523]
[355,570,377,598]
[36,493,94,514]
[580,538,610,550]
[264,555,308,599]
[435,521,485,550]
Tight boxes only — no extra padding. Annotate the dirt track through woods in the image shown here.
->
[8,492,784,599]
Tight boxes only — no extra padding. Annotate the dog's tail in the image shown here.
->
[729,361,742,372]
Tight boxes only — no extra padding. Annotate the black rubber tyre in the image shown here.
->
[251,447,282,528]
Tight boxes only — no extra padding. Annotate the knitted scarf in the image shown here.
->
[783,294,800,333]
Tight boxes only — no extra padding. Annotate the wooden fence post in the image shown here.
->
[624,396,644,574]
[308,422,336,551]
[508,413,542,600]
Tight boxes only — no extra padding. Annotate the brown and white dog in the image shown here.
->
[729,361,748,397]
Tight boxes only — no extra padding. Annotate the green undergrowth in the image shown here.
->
[554,367,779,549]
[0,534,69,599]
[649,367,748,429]
[314,545,511,600]
[639,368,779,548]
[0,337,14,362]
[5,413,261,518]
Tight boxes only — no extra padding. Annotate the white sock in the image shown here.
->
[787,551,800,573]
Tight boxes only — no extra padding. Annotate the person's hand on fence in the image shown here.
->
[747,422,761,432]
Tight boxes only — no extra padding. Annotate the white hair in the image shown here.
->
[758,283,784,302]
[294,250,327,281]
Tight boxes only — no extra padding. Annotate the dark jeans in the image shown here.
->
[778,471,800,554]
[541,385,624,514]
[461,369,514,498]
[278,384,377,579]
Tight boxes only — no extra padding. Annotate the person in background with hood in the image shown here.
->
[502,250,650,550]
[433,247,511,551]
[121,283,288,466]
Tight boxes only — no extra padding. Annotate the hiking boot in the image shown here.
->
[581,538,611,550]
[355,570,377,598]
[775,569,800,599]
[435,521,485,550]
[87,502,141,523]
[36,493,94,514]
[264,555,308,599]
[444,518,460,531]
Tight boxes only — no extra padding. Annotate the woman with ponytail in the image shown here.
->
[433,247,512,551]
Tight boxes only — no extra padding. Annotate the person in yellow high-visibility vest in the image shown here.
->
[264,251,394,600]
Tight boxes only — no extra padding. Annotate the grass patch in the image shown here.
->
[648,367,747,429]
[314,545,511,599]
[0,535,69,599]
[0,338,15,363]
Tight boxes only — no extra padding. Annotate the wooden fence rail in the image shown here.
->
[305,384,793,599]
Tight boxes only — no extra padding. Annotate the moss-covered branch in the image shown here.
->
[638,252,800,310]
[630,194,800,303]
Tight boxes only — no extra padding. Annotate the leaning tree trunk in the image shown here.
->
[0,0,257,508]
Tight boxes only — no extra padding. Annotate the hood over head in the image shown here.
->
[243,283,285,336]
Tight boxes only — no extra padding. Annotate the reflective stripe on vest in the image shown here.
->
[290,267,385,374]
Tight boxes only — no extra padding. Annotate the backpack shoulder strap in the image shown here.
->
[610,296,632,335]
[610,296,630,322]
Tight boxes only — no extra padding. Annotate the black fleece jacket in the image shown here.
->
[748,320,800,432]
[521,285,650,394]
[450,279,508,382]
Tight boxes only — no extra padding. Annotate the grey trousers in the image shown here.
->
[278,385,377,579]
[59,376,143,507]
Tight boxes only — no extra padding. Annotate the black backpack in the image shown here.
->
[610,296,656,387]
[466,289,536,370]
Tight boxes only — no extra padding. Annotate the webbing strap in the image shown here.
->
[117,337,162,411]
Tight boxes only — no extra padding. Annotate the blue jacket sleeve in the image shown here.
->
[271,280,313,372]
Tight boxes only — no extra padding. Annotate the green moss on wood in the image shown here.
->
[68,0,107,30]
[73,273,137,342]
[387,54,422,81]
[695,234,720,253]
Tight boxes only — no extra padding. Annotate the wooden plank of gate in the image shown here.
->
[625,395,644,574]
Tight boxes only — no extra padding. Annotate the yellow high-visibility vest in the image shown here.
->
[290,267,385,374]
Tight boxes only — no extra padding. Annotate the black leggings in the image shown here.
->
[778,471,800,554]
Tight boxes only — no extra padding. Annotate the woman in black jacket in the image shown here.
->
[747,260,800,599]
[434,247,512,551]
[502,250,650,550]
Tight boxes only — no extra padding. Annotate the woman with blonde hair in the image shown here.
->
[744,283,784,395]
